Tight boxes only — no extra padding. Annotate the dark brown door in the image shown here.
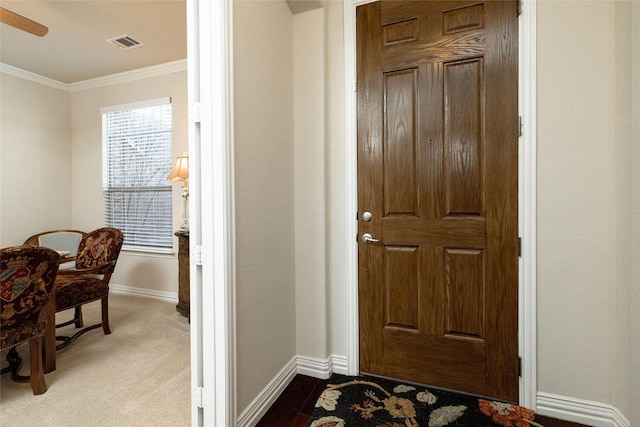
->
[357,0,519,401]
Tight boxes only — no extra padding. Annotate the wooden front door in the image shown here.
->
[357,0,519,401]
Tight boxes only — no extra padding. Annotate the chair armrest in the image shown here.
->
[59,256,76,264]
[56,261,116,276]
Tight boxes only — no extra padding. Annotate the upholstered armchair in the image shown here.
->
[1,246,60,395]
[54,227,124,350]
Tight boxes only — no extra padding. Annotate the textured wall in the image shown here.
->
[233,0,297,414]
[325,0,348,361]
[630,2,640,424]
[537,0,627,407]
[293,7,329,359]
[614,0,632,418]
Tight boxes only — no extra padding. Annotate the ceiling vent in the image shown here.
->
[107,34,143,50]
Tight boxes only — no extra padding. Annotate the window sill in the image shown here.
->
[122,246,175,258]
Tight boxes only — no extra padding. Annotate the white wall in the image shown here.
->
[293,7,328,361]
[69,71,188,296]
[0,73,71,245]
[325,0,348,365]
[233,0,297,414]
[537,1,638,422]
[232,2,349,416]
[537,0,619,404]
[291,0,349,370]
[630,2,640,424]
[292,0,350,366]
[614,0,632,418]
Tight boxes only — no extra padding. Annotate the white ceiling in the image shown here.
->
[0,0,323,85]
[0,1,187,84]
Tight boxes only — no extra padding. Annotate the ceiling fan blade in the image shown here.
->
[0,7,48,37]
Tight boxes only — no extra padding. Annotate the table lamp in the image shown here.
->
[167,152,189,231]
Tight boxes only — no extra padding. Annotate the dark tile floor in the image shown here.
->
[255,374,591,427]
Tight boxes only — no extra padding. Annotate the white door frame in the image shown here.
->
[188,1,236,426]
[342,0,538,409]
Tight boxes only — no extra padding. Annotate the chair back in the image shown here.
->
[23,230,87,256]
[1,246,60,327]
[75,228,124,274]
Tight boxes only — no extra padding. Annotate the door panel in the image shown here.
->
[384,246,419,330]
[445,248,484,339]
[357,0,519,401]
[384,69,418,216]
[444,58,483,214]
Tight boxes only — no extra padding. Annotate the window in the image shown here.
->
[102,97,173,251]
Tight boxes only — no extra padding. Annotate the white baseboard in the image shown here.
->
[109,283,178,303]
[330,354,349,375]
[237,356,298,427]
[236,354,347,426]
[537,392,631,427]
[296,355,332,379]
[296,354,350,379]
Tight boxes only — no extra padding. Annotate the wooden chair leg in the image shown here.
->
[2,348,22,377]
[29,336,47,395]
[43,293,56,373]
[74,306,83,328]
[101,296,111,335]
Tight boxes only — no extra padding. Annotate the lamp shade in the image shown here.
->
[167,153,189,182]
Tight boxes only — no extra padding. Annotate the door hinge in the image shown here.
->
[518,237,522,257]
[518,115,523,137]
[354,81,358,93]
[189,101,202,123]
[193,245,204,266]
[518,357,522,377]
[518,1,523,16]
[194,386,205,408]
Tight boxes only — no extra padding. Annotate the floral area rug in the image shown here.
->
[306,374,544,427]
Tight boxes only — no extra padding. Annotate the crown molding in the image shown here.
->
[68,59,187,92]
[0,63,68,91]
[0,59,187,93]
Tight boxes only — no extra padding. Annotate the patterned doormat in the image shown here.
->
[306,374,543,427]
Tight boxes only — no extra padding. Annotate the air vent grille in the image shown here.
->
[107,34,144,50]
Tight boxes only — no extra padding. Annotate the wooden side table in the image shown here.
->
[175,231,190,318]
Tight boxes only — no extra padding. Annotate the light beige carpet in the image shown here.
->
[0,293,190,426]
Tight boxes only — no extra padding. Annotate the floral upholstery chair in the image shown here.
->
[1,246,60,395]
[54,227,124,350]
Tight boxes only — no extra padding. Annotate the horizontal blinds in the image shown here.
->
[102,100,173,249]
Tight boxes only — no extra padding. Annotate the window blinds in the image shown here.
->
[102,97,173,250]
